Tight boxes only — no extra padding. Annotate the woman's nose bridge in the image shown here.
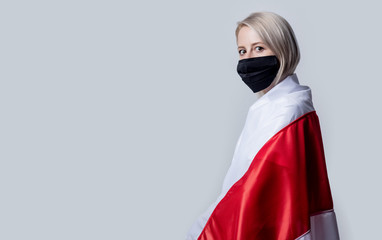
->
[248,49,255,58]
[242,50,254,59]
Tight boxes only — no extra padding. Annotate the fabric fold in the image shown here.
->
[186,74,339,240]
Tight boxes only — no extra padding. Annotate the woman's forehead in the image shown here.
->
[237,26,263,47]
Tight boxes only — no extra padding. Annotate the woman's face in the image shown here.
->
[237,26,275,60]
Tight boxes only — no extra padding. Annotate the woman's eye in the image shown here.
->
[238,49,246,55]
[255,46,264,52]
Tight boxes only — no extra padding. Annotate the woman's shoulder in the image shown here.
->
[279,90,315,116]
[246,74,316,131]
[275,74,316,117]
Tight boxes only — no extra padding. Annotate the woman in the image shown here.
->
[186,12,340,240]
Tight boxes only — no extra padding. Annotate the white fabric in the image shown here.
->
[295,210,340,240]
[310,210,340,240]
[186,73,315,240]
[296,230,312,240]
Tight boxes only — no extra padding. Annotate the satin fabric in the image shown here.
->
[186,74,316,240]
[198,111,334,240]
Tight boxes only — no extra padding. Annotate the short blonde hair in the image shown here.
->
[235,12,300,87]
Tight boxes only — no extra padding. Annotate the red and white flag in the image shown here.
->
[187,74,340,240]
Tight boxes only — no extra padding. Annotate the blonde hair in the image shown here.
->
[235,12,300,95]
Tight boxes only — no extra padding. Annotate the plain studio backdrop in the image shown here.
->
[0,0,381,239]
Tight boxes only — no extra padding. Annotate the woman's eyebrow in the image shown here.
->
[237,42,264,49]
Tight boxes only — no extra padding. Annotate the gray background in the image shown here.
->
[1,0,381,239]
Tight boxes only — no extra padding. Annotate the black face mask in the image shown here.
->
[237,55,280,93]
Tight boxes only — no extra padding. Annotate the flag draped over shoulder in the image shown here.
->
[198,111,339,240]
[186,74,340,240]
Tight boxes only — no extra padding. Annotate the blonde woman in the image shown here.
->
[186,12,340,240]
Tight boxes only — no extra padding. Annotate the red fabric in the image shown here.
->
[198,111,333,240]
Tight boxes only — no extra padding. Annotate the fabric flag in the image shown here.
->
[186,74,340,240]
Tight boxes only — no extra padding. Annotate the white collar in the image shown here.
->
[249,73,308,111]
